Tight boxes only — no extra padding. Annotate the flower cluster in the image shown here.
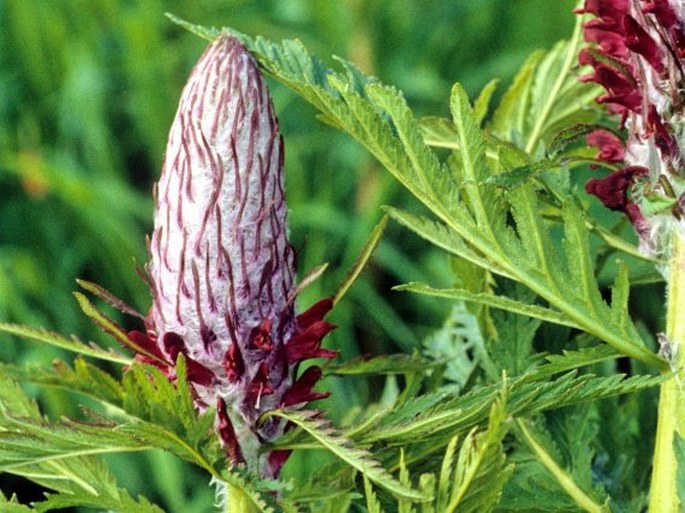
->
[130,35,336,477]
[577,0,685,256]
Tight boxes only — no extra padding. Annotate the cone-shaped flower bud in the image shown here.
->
[577,0,685,257]
[145,35,336,477]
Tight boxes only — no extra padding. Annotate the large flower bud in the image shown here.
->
[145,35,336,476]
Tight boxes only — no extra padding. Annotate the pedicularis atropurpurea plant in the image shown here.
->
[1,1,685,512]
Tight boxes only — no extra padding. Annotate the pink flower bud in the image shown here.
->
[143,35,336,476]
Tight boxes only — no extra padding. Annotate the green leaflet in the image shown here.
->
[363,474,386,513]
[263,409,429,502]
[443,394,512,513]
[357,372,666,447]
[0,377,165,513]
[533,346,620,379]
[0,492,33,513]
[328,353,438,376]
[489,17,600,155]
[395,282,580,329]
[0,322,131,365]
[515,418,609,513]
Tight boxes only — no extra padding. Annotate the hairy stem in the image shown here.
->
[649,235,685,513]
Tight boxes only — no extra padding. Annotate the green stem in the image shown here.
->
[516,419,605,513]
[649,236,685,513]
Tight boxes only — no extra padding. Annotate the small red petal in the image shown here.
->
[127,330,166,360]
[286,321,338,364]
[185,358,216,387]
[587,129,625,163]
[249,319,273,351]
[224,342,245,382]
[586,166,648,212]
[624,15,665,73]
[281,366,329,407]
[296,298,334,329]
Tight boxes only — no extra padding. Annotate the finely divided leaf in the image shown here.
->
[0,323,131,365]
[265,409,429,502]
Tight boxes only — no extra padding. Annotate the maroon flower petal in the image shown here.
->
[127,330,166,360]
[585,166,648,212]
[296,298,334,329]
[587,129,625,163]
[286,321,338,365]
[223,341,245,382]
[624,14,665,72]
[281,366,329,407]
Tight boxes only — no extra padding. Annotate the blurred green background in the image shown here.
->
[0,0,576,510]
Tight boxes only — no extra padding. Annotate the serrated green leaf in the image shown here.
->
[0,322,131,365]
[532,346,620,379]
[515,418,608,513]
[418,474,436,513]
[446,392,512,513]
[0,491,33,512]
[450,83,494,232]
[474,79,499,126]
[436,436,459,512]
[395,282,579,329]
[363,474,386,513]
[73,291,162,363]
[328,353,438,376]
[359,372,665,447]
[76,278,145,320]
[265,409,429,502]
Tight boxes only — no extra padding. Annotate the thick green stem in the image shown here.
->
[649,236,685,513]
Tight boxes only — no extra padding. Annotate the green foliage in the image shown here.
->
[215,20,663,370]
[264,409,427,502]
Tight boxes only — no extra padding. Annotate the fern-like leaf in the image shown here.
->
[264,409,429,502]
[0,323,131,364]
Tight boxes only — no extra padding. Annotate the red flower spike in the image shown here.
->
[578,0,685,253]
